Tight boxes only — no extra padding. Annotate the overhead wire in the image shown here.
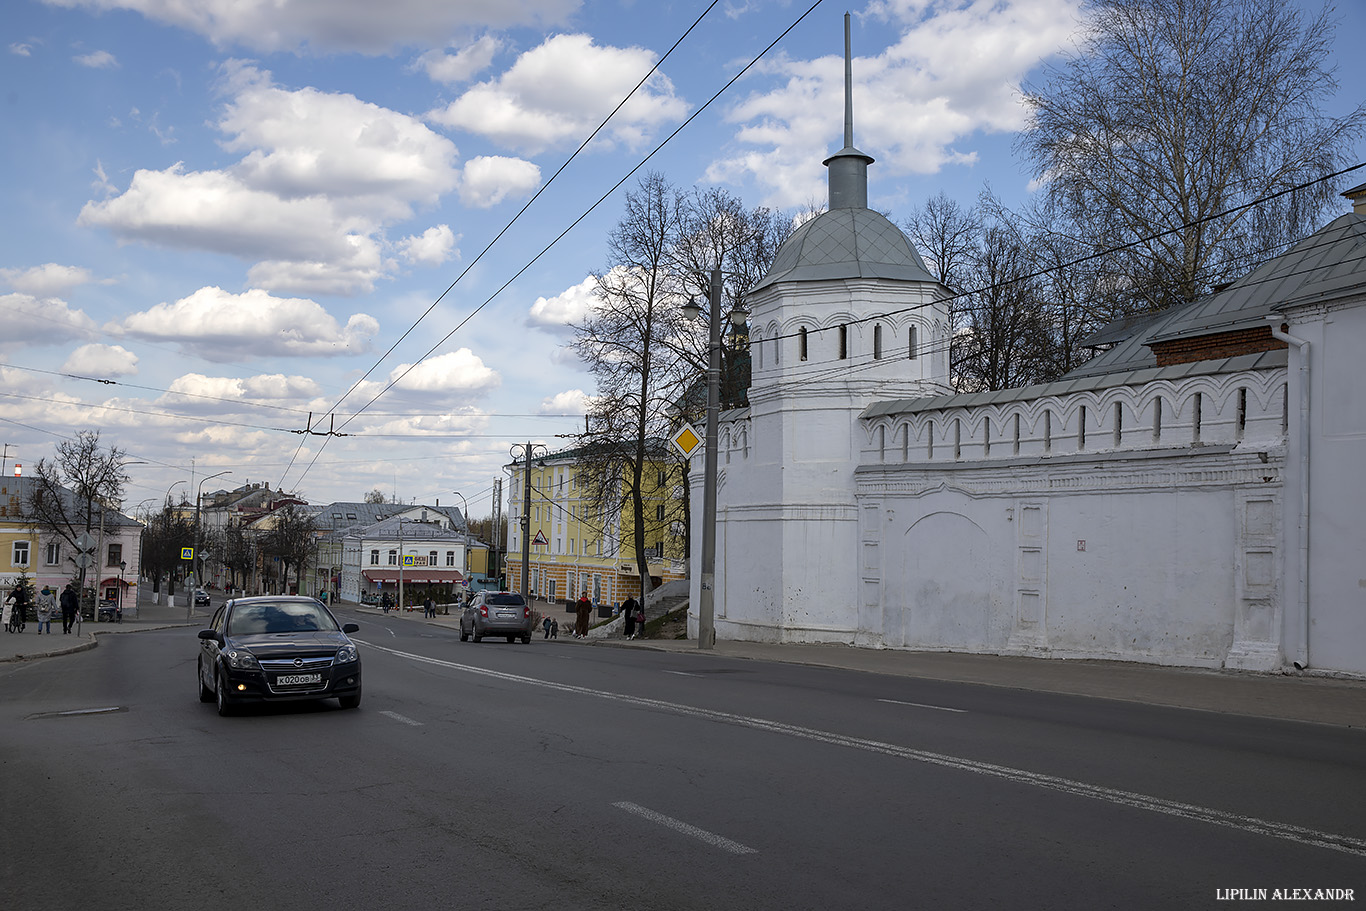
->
[283,0,831,493]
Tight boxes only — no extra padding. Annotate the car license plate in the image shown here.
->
[276,673,321,686]
[498,610,518,619]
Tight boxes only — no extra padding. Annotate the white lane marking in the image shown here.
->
[353,639,1366,859]
[665,670,702,678]
[878,698,967,714]
[614,801,757,855]
[380,710,423,726]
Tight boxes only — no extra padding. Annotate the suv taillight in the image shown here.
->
[523,607,531,619]
[479,605,488,618]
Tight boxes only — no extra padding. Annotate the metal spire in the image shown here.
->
[823,11,873,209]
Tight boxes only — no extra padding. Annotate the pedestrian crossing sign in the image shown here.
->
[403,555,415,565]
[181,547,194,560]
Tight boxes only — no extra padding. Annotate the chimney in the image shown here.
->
[1344,182,1366,215]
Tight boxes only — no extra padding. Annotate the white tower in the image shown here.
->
[699,13,951,644]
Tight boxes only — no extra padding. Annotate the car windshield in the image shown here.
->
[228,601,338,635]
[486,593,525,606]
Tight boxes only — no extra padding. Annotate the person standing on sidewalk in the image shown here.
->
[574,593,591,638]
[60,583,78,634]
[36,587,56,634]
[622,596,638,639]
[542,616,552,639]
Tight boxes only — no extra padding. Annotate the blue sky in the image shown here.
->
[3,0,1363,518]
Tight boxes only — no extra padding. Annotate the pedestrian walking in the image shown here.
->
[381,592,392,613]
[622,595,638,639]
[60,583,78,633]
[36,587,56,634]
[542,616,552,639]
[550,618,559,639]
[574,593,591,638]
[635,603,645,638]
[423,596,434,618]
[6,580,30,632]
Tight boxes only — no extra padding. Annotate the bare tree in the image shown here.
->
[904,190,982,290]
[364,488,386,505]
[259,504,318,594]
[572,173,692,599]
[1019,0,1364,311]
[139,497,193,597]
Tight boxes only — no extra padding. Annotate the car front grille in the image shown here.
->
[258,655,335,672]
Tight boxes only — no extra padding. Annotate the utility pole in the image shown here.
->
[698,267,722,650]
[510,442,546,601]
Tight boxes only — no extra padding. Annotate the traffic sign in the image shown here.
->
[74,552,96,569]
[75,532,96,553]
[403,555,415,566]
[671,423,703,458]
[181,547,194,560]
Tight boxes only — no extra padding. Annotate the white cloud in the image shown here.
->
[76,65,464,295]
[386,349,499,396]
[219,64,459,217]
[61,343,138,376]
[0,293,99,348]
[111,286,379,361]
[160,372,323,410]
[0,263,96,297]
[10,43,33,56]
[44,0,581,54]
[707,0,1084,207]
[540,389,588,414]
[415,35,502,84]
[427,33,688,154]
[527,274,597,330]
[74,49,118,68]
[399,225,458,266]
[459,156,540,208]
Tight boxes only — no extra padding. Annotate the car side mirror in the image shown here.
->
[197,628,219,642]
[342,623,359,634]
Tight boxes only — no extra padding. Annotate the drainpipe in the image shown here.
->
[1268,316,1310,670]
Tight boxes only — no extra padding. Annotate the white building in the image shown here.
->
[690,42,1366,677]
[338,506,470,606]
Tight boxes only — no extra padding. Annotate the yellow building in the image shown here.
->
[504,443,686,606]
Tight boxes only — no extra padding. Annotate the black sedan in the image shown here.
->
[197,595,361,716]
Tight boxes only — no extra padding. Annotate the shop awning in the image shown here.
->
[362,569,465,585]
[99,577,134,587]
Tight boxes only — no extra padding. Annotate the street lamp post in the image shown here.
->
[509,443,547,606]
[194,470,231,616]
[681,268,744,650]
[118,559,126,620]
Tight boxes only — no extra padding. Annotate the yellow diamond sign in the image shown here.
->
[671,423,703,458]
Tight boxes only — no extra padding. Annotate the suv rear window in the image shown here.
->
[485,593,526,606]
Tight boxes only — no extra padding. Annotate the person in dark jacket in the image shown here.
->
[622,596,638,639]
[574,594,591,638]
[60,583,78,634]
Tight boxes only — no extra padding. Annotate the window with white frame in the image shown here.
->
[370,549,379,565]
[46,542,60,565]
[446,551,455,566]
[107,542,122,567]
[388,549,397,565]
[12,540,30,566]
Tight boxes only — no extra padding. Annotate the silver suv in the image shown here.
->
[460,591,532,643]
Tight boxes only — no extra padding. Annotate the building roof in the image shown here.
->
[753,207,938,291]
[1066,212,1366,379]
[864,349,1287,418]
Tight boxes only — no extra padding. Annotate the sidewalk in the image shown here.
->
[0,585,205,665]
[6,588,1363,729]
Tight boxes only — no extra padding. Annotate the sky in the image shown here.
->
[3,0,1364,522]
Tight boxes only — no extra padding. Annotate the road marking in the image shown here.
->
[354,640,1366,859]
[878,698,967,714]
[665,670,702,678]
[613,802,757,855]
[380,710,423,726]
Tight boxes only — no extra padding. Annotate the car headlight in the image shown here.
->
[335,644,358,664]
[226,648,259,670]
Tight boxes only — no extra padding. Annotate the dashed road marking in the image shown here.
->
[878,698,967,713]
[614,801,757,855]
[380,710,423,726]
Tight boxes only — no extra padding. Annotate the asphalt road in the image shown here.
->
[2,604,1363,910]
